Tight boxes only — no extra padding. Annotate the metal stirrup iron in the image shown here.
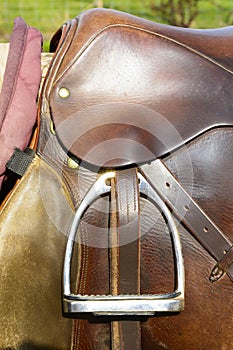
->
[63,171,185,316]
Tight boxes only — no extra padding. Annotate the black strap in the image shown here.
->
[6,148,35,177]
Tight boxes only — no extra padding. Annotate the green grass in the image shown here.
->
[196,0,233,28]
[0,0,232,51]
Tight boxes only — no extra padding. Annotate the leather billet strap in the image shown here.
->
[140,159,233,282]
[110,168,141,350]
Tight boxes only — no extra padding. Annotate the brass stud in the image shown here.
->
[58,87,70,99]
[50,120,56,135]
[67,157,79,169]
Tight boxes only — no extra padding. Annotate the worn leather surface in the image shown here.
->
[0,156,73,349]
[37,123,233,350]
[40,8,233,350]
[114,169,141,350]
[140,128,233,349]
[46,11,233,350]
[47,9,233,168]
[1,8,233,350]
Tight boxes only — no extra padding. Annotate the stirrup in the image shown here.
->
[63,171,185,316]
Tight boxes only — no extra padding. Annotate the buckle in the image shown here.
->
[63,172,185,316]
[209,246,233,282]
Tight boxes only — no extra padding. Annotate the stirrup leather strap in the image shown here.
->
[110,169,141,349]
[140,159,233,282]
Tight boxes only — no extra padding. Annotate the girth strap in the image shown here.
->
[110,168,141,349]
[141,159,233,282]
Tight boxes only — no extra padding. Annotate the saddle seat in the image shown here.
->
[42,8,233,169]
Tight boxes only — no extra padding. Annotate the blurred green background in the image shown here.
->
[0,0,233,50]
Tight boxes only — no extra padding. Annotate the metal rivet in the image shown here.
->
[67,157,79,169]
[58,87,70,99]
[50,120,56,135]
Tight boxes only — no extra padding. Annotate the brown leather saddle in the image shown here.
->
[0,8,232,349]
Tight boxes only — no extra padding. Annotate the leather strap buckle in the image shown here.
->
[210,246,233,282]
[63,171,185,316]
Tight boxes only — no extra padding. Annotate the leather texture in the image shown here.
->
[0,156,73,349]
[0,8,232,350]
[113,169,141,350]
[47,9,233,168]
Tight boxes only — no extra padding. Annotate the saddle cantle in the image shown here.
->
[0,8,233,350]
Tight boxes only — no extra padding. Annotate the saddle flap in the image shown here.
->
[41,8,233,169]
